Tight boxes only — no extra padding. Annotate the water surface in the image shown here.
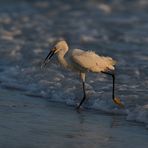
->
[0,1,147,146]
[0,89,147,148]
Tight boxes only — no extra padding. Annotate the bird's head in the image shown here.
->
[53,40,68,53]
[41,40,68,68]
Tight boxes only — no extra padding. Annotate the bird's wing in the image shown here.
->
[72,49,116,72]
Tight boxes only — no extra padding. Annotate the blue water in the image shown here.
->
[0,1,147,146]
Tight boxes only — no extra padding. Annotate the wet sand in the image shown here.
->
[0,89,147,148]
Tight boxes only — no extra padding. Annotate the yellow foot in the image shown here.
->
[113,97,125,108]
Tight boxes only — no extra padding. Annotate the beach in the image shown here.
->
[0,89,147,148]
[0,0,148,147]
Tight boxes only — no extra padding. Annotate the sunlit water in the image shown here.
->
[0,0,148,146]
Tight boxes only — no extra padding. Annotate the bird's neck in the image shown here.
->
[57,51,69,68]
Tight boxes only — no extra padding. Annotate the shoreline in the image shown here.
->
[0,89,147,148]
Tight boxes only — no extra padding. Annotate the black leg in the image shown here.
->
[102,71,125,108]
[76,73,86,110]
[77,81,86,109]
[102,71,115,101]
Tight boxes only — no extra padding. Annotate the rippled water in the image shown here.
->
[0,0,148,131]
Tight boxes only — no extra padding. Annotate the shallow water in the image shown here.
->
[0,89,148,148]
[0,0,147,133]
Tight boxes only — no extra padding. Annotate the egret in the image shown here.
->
[41,40,124,109]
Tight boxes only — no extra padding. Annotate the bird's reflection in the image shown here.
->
[110,115,122,128]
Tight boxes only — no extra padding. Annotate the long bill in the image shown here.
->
[41,50,55,69]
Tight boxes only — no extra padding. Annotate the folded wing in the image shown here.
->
[72,49,116,72]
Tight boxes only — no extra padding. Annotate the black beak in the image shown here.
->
[41,50,55,69]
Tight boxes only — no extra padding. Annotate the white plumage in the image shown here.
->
[72,49,116,72]
[42,40,124,110]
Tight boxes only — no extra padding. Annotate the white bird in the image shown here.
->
[41,40,124,109]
